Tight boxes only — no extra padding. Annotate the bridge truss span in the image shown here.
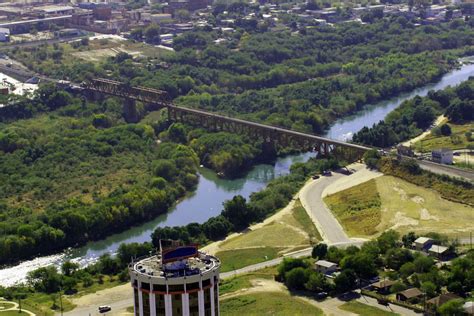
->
[83,78,370,161]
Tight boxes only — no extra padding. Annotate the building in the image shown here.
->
[396,288,423,303]
[0,27,9,41]
[428,244,450,260]
[413,237,434,251]
[314,260,338,275]
[426,293,461,312]
[370,280,396,294]
[432,148,453,165]
[129,243,220,316]
[150,13,173,24]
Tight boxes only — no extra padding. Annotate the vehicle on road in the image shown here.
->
[377,298,389,306]
[315,292,328,300]
[312,175,320,180]
[322,170,332,176]
[99,305,112,313]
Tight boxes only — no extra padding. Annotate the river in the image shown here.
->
[1,58,473,286]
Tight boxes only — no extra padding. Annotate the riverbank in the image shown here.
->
[2,58,474,287]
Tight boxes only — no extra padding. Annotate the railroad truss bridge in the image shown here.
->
[83,78,370,161]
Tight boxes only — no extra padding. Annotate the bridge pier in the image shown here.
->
[123,99,140,123]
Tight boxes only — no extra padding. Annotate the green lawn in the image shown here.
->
[0,311,31,315]
[339,301,399,316]
[414,121,473,152]
[221,292,324,316]
[324,180,382,237]
[216,247,280,273]
[0,302,15,310]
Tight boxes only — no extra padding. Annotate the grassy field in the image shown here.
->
[325,175,474,238]
[220,292,324,316]
[414,121,473,152]
[216,247,281,273]
[220,267,277,295]
[374,176,474,237]
[216,199,320,272]
[339,301,399,316]
[324,180,382,237]
[219,199,320,251]
[0,311,31,315]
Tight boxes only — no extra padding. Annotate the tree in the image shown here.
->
[277,258,309,281]
[377,230,399,254]
[363,149,381,169]
[440,124,452,136]
[312,243,328,259]
[167,123,187,144]
[420,281,437,298]
[305,271,328,292]
[438,299,464,316]
[413,256,434,273]
[27,267,62,293]
[390,282,407,294]
[334,269,357,293]
[285,267,308,290]
[402,232,417,248]
[144,24,161,44]
[61,261,79,277]
[222,195,252,230]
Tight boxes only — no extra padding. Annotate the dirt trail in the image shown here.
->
[402,115,446,147]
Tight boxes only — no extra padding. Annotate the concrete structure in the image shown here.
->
[314,260,338,275]
[396,288,423,303]
[432,148,453,165]
[129,245,220,316]
[413,237,434,251]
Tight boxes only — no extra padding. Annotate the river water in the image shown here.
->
[1,58,473,286]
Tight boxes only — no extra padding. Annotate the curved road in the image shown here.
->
[300,173,352,244]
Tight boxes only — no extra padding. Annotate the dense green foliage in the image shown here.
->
[151,158,343,246]
[8,18,473,136]
[354,78,474,147]
[0,88,200,264]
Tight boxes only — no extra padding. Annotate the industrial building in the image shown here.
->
[129,243,220,316]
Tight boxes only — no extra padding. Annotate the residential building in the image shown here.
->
[370,280,396,294]
[413,237,434,251]
[426,293,461,312]
[314,260,338,275]
[396,288,423,303]
[432,148,453,164]
[428,244,450,260]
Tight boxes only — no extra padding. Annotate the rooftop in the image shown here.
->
[398,288,423,299]
[414,237,433,244]
[131,251,220,280]
[315,260,338,268]
[428,244,449,254]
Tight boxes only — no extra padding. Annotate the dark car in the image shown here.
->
[99,305,112,313]
[312,175,320,180]
[315,292,328,300]
[322,170,332,176]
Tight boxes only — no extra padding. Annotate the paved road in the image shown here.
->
[300,173,352,244]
